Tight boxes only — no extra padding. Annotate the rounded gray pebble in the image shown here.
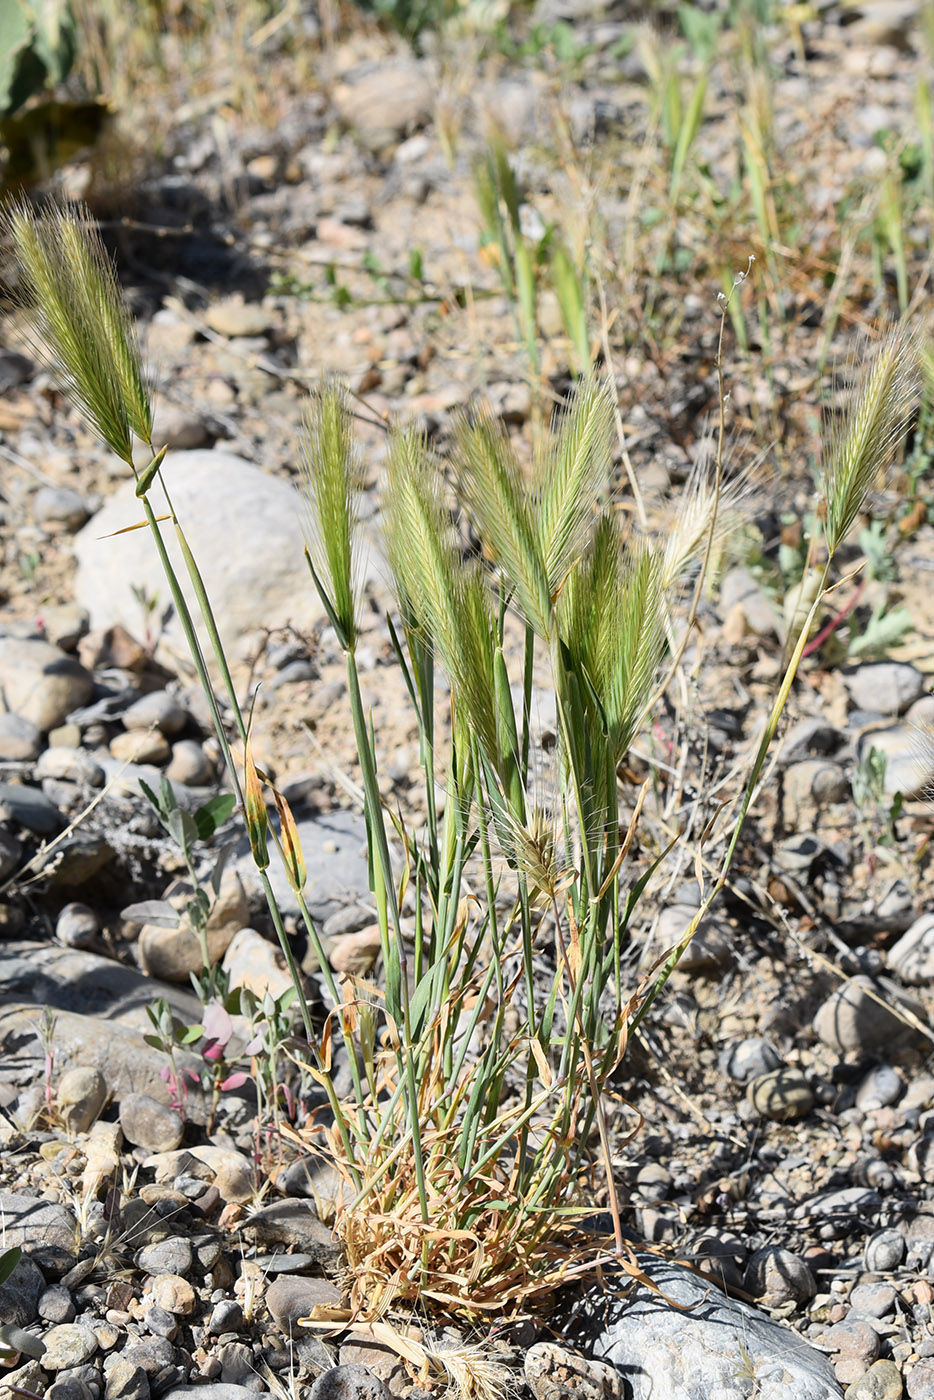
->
[864,1229,906,1273]
[46,1380,95,1400]
[265,1275,342,1331]
[849,1281,897,1318]
[855,1065,904,1110]
[56,902,100,949]
[309,1366,392,1400]
[137,1239,193,1278]
[119,1093,184,1152]
[208,1299,245,1333]
[719,1037,782,1084]
[38,1284,77,1325]
[143,1303,178,1340]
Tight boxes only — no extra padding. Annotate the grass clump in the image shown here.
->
[2,199,923,1347]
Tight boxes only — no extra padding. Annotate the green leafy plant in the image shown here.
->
[3,202,921,1365]
[0,0,76,120]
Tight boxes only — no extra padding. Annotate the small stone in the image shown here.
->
[142,1302,178,1339]
[718,1037,782,1084]
[150,405,210,450]
[826,1316,881,1385]
[849,1282,897,1318]
[110,730,172,765]
[265,1276,341,1332]
[45,1379,94,1400]
[122,692,189,738]
[747,1068,814,1122]
[857,726,934,799]
[242,1199,340,1263]
[222,927,292,1000]
[865,1229,905,1273]
[137,1239,193,1278]
[147,1274,195,1315]
[56,903,100,950]
[525,1341,624,1400]
[844,662,926,716]
[117,1338,176,1375]
[38,1285,76,1325]
[57,1065,108,1133]
[744,1247,816,1305]
[165,740,213,786]
[0,638,93,731]
[33,486,91,532]
[0,712,41,760]
[41,605,89,652]
[139,870,249,984]
[310,1367,391,1400]
[855,1065,904,1110]
[888,914,934,985]
[783,760,849,825]
[329,925,382,975]
[104,1361,151,1400]
[0,829,22,881]
[119,1093,184,1152]
[813,975,928,1054]
[907,1359,934,1399]
[0,1254,43,1327]
[0,781,61,833]
[205,300,274,339]
[652,904,732,972]
[41,1324,99,1370]
[37,747,105,786]
[208,1299,244,1333]
[844,1359,903,1399]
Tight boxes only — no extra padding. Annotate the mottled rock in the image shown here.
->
[525,1342,623,1400]
[864,1229,905,1273]
[0,1192,78,1253]
[719,1037,783,1084]
[41,1324,99,1371]
[825,1316,880,1386]
[848,1282,897,1318]
[142,1145,253,1204]
[136,1239,193,1278]
[146,1274,195,1315]
[121,691,189,737]
[104,1361,151,1400]
[310,1367,391,1400]
[844,1360,903,1399]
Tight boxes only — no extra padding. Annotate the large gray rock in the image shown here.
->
[0,944,200,1026]
[0,638,93,731]
[563,1257,842,1399]
[73,452,325,667]
[0,1193,78,1254]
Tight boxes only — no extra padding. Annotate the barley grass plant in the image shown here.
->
[3,200,921,1344]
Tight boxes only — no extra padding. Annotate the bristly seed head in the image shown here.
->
[2,199,152,463]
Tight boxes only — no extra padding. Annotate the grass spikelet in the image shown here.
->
[301,384,361,650]
[454,410,553,640]
[2,199,152,463]
[536,374,614,597]
[384,428,500,767]
[661,442,751,591]
[823,325,920,555]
